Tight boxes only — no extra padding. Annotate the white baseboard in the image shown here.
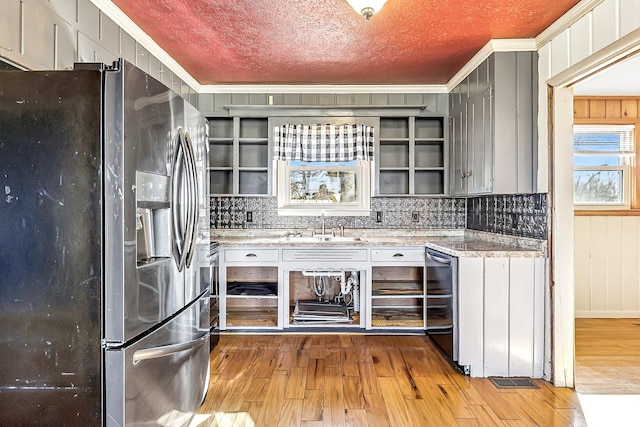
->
[575,310,640,318]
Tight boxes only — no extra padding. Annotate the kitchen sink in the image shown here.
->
[324,236,367,242]
[282,235,367,243]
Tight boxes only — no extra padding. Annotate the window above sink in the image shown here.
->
[273,118,376,217]
[276,160,371,216]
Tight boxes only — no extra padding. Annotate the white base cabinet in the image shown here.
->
[457,256,546,377]
[368,248,426,330]
[219,248,282,330]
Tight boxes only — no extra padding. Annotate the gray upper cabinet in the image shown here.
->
[0,0,22,57]
[208,116,271,195]
[449,52,537,195]
[377,116,447,195]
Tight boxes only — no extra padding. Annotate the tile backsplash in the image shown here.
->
[210,196,467,230]
[210,193,548,240]
[466,193,548,239]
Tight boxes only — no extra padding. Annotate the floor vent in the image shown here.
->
[489,377,539,389]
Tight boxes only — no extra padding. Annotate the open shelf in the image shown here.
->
[371,266,424,329]
[371,305,424,328]
[377,116,446,195]
[225,265,278,328]
[208,116,270,195]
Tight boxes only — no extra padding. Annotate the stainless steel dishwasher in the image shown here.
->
[425,249,458,363]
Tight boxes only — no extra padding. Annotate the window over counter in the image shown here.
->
[273,117,377,216]
[573,124,636,209]
[276,160,371,216]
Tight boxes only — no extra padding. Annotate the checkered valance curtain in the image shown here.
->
[273,123,374,161]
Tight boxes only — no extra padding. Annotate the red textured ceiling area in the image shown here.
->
[112,0,581,85]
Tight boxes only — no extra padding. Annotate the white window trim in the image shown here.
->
[573,124,635,210]
[275,160,372,216]
[573,165,631,210]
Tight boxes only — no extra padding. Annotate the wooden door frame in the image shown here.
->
[546,28,640,387]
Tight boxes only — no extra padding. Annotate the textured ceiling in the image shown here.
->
[112,0,581,85]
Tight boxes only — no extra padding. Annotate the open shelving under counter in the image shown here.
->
[222,265,279,329]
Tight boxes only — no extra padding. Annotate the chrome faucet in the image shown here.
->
[312,212,334,238]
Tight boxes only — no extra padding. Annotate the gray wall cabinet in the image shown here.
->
[449,52,537,195]
[208,117,271,195]
[378,116,447,195]
[202,95,450,197]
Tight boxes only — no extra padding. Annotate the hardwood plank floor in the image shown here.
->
[575,318,640,394]
[197,334,585,426]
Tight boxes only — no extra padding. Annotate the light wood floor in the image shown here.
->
[197,334,586,426]
[575,318,640,394]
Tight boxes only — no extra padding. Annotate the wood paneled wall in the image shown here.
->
[574,97,640,120]
[573,97,640,318]
[575,215,640,318]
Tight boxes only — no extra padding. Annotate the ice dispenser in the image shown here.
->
[135,171,171,262]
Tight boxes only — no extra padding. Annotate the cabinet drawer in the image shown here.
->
[282,249,367,262]
[224,249,279,262]
[371,248,424,262]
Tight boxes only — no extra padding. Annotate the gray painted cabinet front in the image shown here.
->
[449,52,537,195]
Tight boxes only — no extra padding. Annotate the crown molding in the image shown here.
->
[90,0,607,96]
[445,39,537,91]
[535,0,606,48]
[223,104,429,117]
[89,0,200,90]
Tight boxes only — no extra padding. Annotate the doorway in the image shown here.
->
[548,35,640,426]
[571,54,640,395]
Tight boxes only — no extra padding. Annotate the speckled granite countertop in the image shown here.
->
[211,229,546,258]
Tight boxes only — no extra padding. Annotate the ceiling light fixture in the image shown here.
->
[346,0,387,20]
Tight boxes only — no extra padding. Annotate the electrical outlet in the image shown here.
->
[375,211,383,223]
[411,211,419,222]
[246,211,253,223]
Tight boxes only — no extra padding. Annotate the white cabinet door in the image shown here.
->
[120,30,136,64]
[135,42,150,73]
[149,55,164,83]
[100,14,121,59]
[457,256,545,378]
[482,258,510,377]
[77,31,117,65]
[23,0,55,69]
[0,0,22,56]
[55,19,74,70]
[457,257,484,376]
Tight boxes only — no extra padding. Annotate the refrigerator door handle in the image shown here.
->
[132,333,208,364]
[189,132,199,267]
[171,129,189,271]
[184,131,199,269]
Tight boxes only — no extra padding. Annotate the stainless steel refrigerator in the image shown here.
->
[0,59,211,426]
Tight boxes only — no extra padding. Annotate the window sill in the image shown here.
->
[574,209,640,216]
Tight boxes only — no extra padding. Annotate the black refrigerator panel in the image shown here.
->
[103,61,186,345]
[0,70,104,425]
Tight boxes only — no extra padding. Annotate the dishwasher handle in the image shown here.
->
[426,251,451,265]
